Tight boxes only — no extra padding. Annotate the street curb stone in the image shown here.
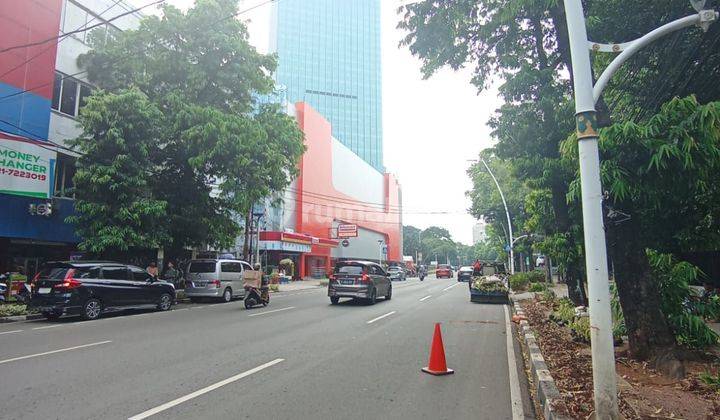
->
[0,313,44,323]
[513,301,572,420]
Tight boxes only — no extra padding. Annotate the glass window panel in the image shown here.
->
[60,78,78,116]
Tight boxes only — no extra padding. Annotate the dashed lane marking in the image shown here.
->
[366,311,396,324]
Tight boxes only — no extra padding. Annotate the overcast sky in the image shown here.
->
[135,0,499,245]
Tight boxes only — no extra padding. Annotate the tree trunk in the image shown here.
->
[242,209,252,261]
[611,219,685,378]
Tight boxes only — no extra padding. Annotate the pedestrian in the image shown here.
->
[163,261,179,286]
[472,259,482,276]
[146,261,159,279]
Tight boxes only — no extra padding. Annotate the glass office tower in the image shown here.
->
[271,0,383,171]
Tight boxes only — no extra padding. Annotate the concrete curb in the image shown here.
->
[0,313,44,323]
[512,301,572,420]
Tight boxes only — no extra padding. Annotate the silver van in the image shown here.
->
[184,259,252,303]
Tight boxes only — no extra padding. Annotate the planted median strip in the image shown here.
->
[128,359,285,420]
[0,340,112,365]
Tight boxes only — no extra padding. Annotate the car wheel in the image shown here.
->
[82,298,102,321]
[367,288,377,305]
[157,293,173,311]
[42,311,61,321]
[222,287,232,303]
[330,296,340,305]
[385,286,392,300]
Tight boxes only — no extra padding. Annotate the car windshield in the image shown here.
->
[335,265,364,275]
[460,267,473,272]
[438,265,450,269]
[37,266,72,279]
[388,267,401,271]
[188,262,216,273]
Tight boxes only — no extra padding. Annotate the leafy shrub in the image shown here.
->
[540,289,556,302]
[553,298,576,324]
[698,371,720,390]
[0,304,28,317]
[509,271,545,291]
[648,250,719,348]
[570,316,591,343]
[528,282,547,292]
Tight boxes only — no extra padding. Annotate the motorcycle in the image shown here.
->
[419,272,426,281]
[244,275,270,309]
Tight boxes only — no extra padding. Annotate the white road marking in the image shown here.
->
[0,330,23,336]
[32,325,63,330]
[504,305,525,420]
[442,283,460,292]
[127,358,285,420]
[366,311,396,324]
[0,340,112,365]
[419,295,432,302]
[247,307,295,317]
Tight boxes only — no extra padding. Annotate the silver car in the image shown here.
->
[328,261,392,305]
[184,259,252,303]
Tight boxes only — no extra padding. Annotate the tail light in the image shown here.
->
[360,273,370,283]
[54,269,82,290]
[211,280,221,288]
[328,274,336,283]
[31,272,40,291]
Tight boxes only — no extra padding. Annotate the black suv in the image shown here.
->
[30,261,176,321]
[328,261,392,305]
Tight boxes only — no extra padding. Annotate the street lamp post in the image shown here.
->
[477,158,515,275]
[562,1,717,417]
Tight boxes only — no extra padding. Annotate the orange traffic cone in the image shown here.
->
[421,323,454,375]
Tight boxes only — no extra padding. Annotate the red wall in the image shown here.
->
[294,103,402,264]
[0,0,63,99]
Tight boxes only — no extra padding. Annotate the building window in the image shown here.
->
[60,78,78,115]
[51,72,94,118]
[54,154,76,198]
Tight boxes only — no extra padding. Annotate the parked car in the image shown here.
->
[387,266,407,281]
[457,266,474,282]
[29,261,175,321]
[436,264,453,278]
[184,259,252,303]
[328,261,392,305]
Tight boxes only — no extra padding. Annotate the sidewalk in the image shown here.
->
[275,279,326,293]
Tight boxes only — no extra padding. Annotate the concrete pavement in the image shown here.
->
[0,276,533,420]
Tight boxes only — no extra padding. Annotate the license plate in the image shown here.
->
[38,287,51,294]
[340,279,354,285]
[194,282,207,287]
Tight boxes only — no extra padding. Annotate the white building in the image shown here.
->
[472,220,487,244]
[50,0,142,197]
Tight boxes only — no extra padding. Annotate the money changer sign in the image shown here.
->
[0,135,56,199]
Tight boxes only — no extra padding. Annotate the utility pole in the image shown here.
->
[562,1,716,417]
[478,158,514,275]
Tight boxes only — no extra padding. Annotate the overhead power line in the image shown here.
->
[0,0,126,81]
[0,0,280,103]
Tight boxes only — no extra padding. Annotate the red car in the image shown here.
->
[435,264,453,278]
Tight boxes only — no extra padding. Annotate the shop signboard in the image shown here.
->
[0,134,56,199]
[259,240,312,253]
[337,224,358,238]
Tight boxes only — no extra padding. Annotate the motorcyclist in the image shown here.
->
[418,265,427,281]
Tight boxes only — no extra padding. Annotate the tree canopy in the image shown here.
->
[71,0,305,254]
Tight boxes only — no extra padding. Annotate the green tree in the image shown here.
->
[67,89,168,254]
[565,97,720,373]
[74,0,305,253]
[403,225,422,260]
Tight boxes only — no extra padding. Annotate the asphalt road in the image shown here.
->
[0,275,534,420]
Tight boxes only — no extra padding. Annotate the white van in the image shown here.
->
[184,259,252,303]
